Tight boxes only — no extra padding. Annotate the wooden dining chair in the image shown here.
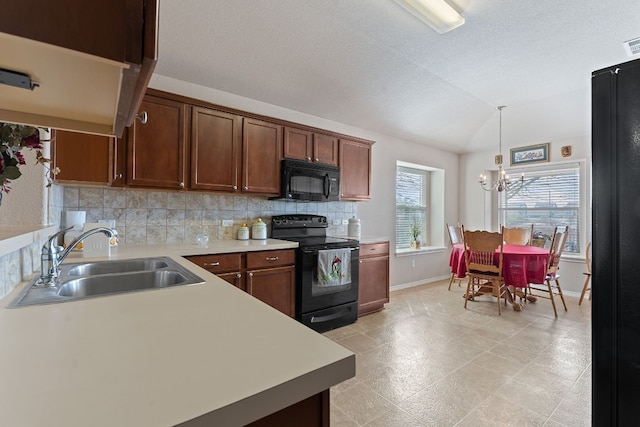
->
[502,225,533,245]
[462,226,508,315]
[527,225,569,317]
[446,223,465,290]
[579,241,592,305]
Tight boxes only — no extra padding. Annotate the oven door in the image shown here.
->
[296,246,359,316]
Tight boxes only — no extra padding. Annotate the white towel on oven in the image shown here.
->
[317,248,351,287]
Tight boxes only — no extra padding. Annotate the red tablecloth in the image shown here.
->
[449,243,549,289]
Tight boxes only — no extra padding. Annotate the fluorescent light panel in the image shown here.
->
[394,0,465,34]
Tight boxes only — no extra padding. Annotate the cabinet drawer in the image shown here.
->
[185,253,242,273]
[360,242,389,257]
[246,250,295,269]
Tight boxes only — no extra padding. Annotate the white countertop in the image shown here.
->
[0,240,355,426]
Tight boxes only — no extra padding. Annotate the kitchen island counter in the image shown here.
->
[0,241,354,426]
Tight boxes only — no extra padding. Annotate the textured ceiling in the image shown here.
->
[154,0,640,153]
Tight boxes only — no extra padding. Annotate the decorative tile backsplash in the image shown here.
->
[61,187,358,244]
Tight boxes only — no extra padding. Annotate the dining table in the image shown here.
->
[449,243,550,310]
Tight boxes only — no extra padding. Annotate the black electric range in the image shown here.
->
[271,215,359,332]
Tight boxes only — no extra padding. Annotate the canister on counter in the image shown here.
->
[237,223,249,240]
[252,218,267,240]
[348,217,361,239]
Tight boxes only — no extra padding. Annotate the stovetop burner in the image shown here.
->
[271,215,359,249]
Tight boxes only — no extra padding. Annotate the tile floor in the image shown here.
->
[324,279,592,426]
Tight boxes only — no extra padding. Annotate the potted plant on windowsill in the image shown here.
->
[409,221,422,250]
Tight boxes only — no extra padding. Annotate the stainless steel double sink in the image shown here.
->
[8,257,205,308]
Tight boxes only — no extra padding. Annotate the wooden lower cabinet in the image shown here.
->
[358,241,390,316]
[246,389,329,427]
[246,266,295,317]
[184,249,295,316]
[246,250,295,317]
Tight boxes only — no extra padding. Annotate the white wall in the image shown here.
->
[0,131,53,226]
[150,74,460,288]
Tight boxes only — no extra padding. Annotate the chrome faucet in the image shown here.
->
[40,226,115,286]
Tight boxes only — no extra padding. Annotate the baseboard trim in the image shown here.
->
[390,275,451,292]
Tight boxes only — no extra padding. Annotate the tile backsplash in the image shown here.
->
[61,187,358,244]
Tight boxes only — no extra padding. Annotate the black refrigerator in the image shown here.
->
[592,57,640,425]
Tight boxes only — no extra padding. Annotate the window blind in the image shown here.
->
[498,164,581,253]
[396,166,429,248]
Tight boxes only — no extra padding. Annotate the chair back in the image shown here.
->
[462,227,504,277]
[502,225,533,245]
[446,223,463,245]
[547,225,569,275]
[585,241,592,274]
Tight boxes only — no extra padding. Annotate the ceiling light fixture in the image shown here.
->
[480,106,523,192]
[394,0,465,34]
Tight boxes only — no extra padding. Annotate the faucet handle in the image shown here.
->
[43,226,74,253]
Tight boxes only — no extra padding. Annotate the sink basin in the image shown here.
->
[7,257,205,308]
[66,259,170,276]
[58,270,191,297]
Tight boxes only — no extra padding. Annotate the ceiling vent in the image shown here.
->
[623,37,640,56]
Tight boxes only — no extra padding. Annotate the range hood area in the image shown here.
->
[0,1,158,137]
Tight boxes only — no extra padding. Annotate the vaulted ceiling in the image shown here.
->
[154,0,640,153]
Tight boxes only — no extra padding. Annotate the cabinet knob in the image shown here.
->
[204,262,220,267]
[243,186,249,191]
[179,182,185,188]
[115,173,123,179]
[248,272,254,278]
[314,158,319,162]
[236,273,242,279]
[136,111,148,124]
[266,256,279,262]
[233,185,238,190]
[307,156,312,161]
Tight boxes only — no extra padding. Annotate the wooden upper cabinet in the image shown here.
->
[339,139,372,201]
[126,95,188,189]
[52,130,122,186]
[1,1,158,137]
[283,127,338,166]
[313,133,339,166]
[283,126,312,162]
[242,118,282,195]
[191,107,241,192]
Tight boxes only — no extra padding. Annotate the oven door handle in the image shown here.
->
[302,247,359,254]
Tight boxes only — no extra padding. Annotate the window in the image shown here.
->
[498,163,582,254]
[396,163,429,249]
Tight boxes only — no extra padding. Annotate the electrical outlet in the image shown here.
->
[332,219,341,225]
[341,219,349,225]
[411,260,415,268]
[222,219,234,226]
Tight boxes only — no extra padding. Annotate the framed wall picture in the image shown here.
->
[510,143,550,166]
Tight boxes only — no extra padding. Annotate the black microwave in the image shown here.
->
[276,159,340,201]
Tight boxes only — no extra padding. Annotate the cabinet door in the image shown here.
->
[217,272,245,291]
[339,139,372,200]
[52,130,116,185]
[191,107,241,192]
[242,118,282,194]
[247,266,295,317]
[313,133,339,166]
[358,242,390,316]
[283,126,312,162]
[127,95,188,189]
